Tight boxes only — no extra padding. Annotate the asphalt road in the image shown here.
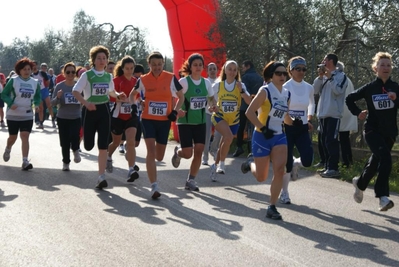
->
[0,121,398,267]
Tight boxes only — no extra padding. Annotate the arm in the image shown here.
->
[129,79,141,102]
[238,82,251,105]
[245,89,266,130]
[312,77,324,95]
[0,79,15,106]
[41,71,50,88]
[331,73,348,95]
[51,84,62,106]
[33,83,41,108]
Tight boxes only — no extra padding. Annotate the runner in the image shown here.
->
[72,45,127,189]
[241,61,293,220]
[171,53,217,191]
[209,60,251,180]
[1,57,41,170]
[106,56,140,182]
[51,62,81,171]
[129,51,184,199]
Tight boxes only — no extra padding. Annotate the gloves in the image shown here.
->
[292,117,303,127]
[131,104,138,119]
[260,126,276,140]
[167,110,178,121]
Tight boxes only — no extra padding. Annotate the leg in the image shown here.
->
[57,118,71,164]
[214,120,233,162]
[324,118,340,171]
[233,110,246,157]
[145,138,158,184]
[202,113,212,163]
[20,131,30,158]
[124,127,137,168]
[270,145,288,205]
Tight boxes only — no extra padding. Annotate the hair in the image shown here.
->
[89,45,110,68]
[207,62,217,70]
[63,62,76,74]
[108,61,116,66]
[7,70,16,78]
[76,66,83,77]
[242,60,254,69]
[287,56,306,77]
[371,52,392,72]
[15,57,34,76]
[179,53,204,76]
[336,61,345,72]
[262,61,285,82]
[114,56,136,77]
[147,51,164,63]
[134,64,145,74]
[326,53,338,66]
[219,60,241,81]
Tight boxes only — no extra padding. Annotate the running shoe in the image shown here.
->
[0,121,6,128]
[291,158,300,181]
[279,192,291,204]
[151,184,161,199]
[36,124,44,129]
[216,166,225,174]
[62,163,70,171]
[320,169,340,178]
[127,169,139,182]
[185,179,199,191]
[210,164,217,182]
[134,165,140,171]
[241,153,254,174]
[3,149,10,162]
[22,161,33,171]
[96,175,108,189]
[266,205,282,220]
[352,177,363,203]
[379,196,394,211]
[118,144,125,154]
[171,146,181,168]
[106,159,113,173]
[52,120,56,128]
[73,150,81,163]
[201,160,209,166]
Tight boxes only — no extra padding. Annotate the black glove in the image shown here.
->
[292,117,303,127]
[260,126,276,139]
[131,104,138,119]
[167,110,178,121]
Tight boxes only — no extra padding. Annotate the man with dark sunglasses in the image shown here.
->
[313,53,348,178]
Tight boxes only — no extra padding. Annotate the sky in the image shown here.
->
[0,0,173,56]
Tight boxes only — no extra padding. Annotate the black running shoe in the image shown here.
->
[266,205,282,220]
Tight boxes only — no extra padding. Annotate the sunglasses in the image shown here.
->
[294,67,307,72]
[273,71,288,77]
[65,71,76,75]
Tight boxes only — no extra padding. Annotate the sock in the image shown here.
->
[129,166,134,171]
[23,157,28,163]
[294,157,303,167]
[187,175,195,181]
[219,161,225,168]
[5,147,11,152]
[98,173,105,180]
[282,173,290,193]
[107,156,112,161]
[151,182,158,188]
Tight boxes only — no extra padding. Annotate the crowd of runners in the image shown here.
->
[0,46,397,220]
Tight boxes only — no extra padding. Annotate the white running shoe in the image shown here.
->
[291,157,301,181]
[279,191,291,204]
[3,149,11,162]
[379,196,394,211]
[106,159,113,173]
[210,164,217,182]
[96,174,108,189]
[62,163,70,171]
[151,184,161,199]
[352,177,363,203]
[216,166,225,174]
[73,150,81,163]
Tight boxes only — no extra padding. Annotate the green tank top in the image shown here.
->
[86,70,111,104]
[177,76,208,125]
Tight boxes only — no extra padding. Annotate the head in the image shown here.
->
[15,57,35,79]
[180,53,204,77]
[48,68,54,76]
[372,52,392,80]
[147,51,164,77]
[114,56,136,78]
[133,64,145,78]
[63,62,76,81]
[84,62,90,70]
[322,53,338,69]
[262,61,288,86]
[219,60,241,81]
[89,45,110,71]
[241,60,254,73]
[32,61,39,73]
[336,61,345,73]
[287,56,307,82]
[107,61,116,74]
[207,62,218,79]
[40,63,48,73]
[77,66,87,78]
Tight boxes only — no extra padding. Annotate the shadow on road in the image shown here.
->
[0,188,18,208]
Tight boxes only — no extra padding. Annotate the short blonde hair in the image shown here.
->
[371,52,392,72]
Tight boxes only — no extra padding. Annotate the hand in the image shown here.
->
[131,104,138,119]
[292,117,303,127]
[358,110,367,120]
[167,110,178,121]
[237,81,243,92]
[324,68,332,79]
[177,109,186,118]
[85,102,96,111]
[35,106,39,113]
[10,104,18,110]
[260,126,276,140]
[307,121,314,132]
[56,90,63,99]
[117,92,127,101]
[388,92,396,100]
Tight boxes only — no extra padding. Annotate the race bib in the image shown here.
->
[190,96,207,110]
[19,87,34,99]
[64,92,79,104]
[120,103,132,114]
[92,83,109,96]
[148,101,167,116]
[221,101,237,113]
[271,102,288,119]
[372,94,394,110]
[289,110,305,118]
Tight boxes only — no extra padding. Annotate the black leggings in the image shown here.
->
[57,117,81,163]
[82,103,111,151]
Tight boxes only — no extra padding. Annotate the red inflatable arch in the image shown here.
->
[159,0,225,77]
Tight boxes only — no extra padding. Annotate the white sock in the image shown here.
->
[23,157,28,163]
[294,157,303,167]
[220,161,225,168]
[107,156,112,161]
[282,173,290,193]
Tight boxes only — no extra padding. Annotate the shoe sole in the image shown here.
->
[96,180,108,190]
[127,171,139,182]
[151,191,161,199]
[380,201,394,211]
[171,147,180,168]
[279,199,291,204]
[320,174,340,178]
[22,164,33,171]
[62,168,70,171]
[241,162,249,174]
[266,213,282,220]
